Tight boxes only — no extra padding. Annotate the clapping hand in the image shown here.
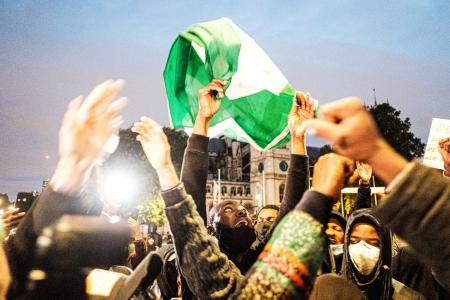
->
[50,80,127,194]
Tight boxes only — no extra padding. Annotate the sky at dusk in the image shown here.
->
[1,1,449,199]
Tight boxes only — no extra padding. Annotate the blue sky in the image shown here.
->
[1,0,449,199]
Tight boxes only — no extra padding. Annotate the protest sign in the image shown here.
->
[423,118,450,169]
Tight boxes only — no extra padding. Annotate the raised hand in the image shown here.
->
[301,97,407,183]
[128,217,141,239]
[132,117,172,171]
[50,80,127,194]
[288,92,314,155]
[312,153,355,201]
[356,161,373,184]
[132,117,180,190]
[289,91,314,138]
[194,79,226,136]
[197,79,225,119]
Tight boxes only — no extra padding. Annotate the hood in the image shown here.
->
[342,209,392,300]
[156,244,178,299]
[329,211,347,230]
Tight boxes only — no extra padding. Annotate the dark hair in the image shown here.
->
[258,204,280,215]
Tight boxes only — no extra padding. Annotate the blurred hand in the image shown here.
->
[356,161,373,184]
[197,79,225,119]
[301,97,407,183]
[312,153,354,201]
[2,208,26,234]
[301,97,381,161]
[289,91,314,139]
[438,137,450,174]
[51,80,127,194]
[132,117,172,172]
[128,217,141,239]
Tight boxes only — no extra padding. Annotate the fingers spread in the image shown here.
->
[82,79,125,115]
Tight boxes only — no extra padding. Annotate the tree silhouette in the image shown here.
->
[368,102,425,160]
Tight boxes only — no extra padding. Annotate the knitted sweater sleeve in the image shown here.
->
[162,185,244,300]
[232,191,333,299]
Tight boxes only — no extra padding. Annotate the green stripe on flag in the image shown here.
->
[164,18,296,151]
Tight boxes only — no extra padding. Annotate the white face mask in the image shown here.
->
[330,244,344,256]
[348,240,380,275]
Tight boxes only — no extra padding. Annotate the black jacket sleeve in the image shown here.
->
[180,134,209,225]
[355,183,371,209]
[263,154,309,242]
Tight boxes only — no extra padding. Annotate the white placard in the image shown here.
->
[423,118,450,170]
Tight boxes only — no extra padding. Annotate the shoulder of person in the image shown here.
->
[392,279,426,300]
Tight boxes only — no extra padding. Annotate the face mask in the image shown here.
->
[217,226,256,254]
[349,240,380,275]
[330,244,344,257]
[254,221,272,242]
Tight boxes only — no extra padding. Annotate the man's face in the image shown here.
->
[213,200,253,229]
[257,208,278,225]
[350,223,380,248]
[326,218,345,245]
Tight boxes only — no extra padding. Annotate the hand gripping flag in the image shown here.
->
[164,17,297,151]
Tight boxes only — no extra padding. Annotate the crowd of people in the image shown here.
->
[0,78,449,300]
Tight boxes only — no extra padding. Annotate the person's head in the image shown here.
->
[326,213,346,245]
[343,209,392,299]
[207,200,255,255]
[208,200,253,233]
[256,205,279,224]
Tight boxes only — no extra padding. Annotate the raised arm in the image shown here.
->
[264,92,313,242]
[355,161,372,209]
[302,97,450,289]
[180,79,225,224]
[5,80,127,297]
[233,154,354,299]
[133,116,243,299]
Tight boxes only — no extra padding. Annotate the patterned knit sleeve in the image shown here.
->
[231,210,326,299]
[162,185,244,300]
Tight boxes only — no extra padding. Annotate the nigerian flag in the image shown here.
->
[164,17,296,151]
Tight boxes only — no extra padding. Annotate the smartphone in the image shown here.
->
[15,192,36,213]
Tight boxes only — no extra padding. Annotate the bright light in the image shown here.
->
[102,170,137,204]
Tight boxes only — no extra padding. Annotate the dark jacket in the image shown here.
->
[163,134,310,299]
[312,209,425,300]
[5,188,86,298]
[392,246,450,300]
[373,162,450,291]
